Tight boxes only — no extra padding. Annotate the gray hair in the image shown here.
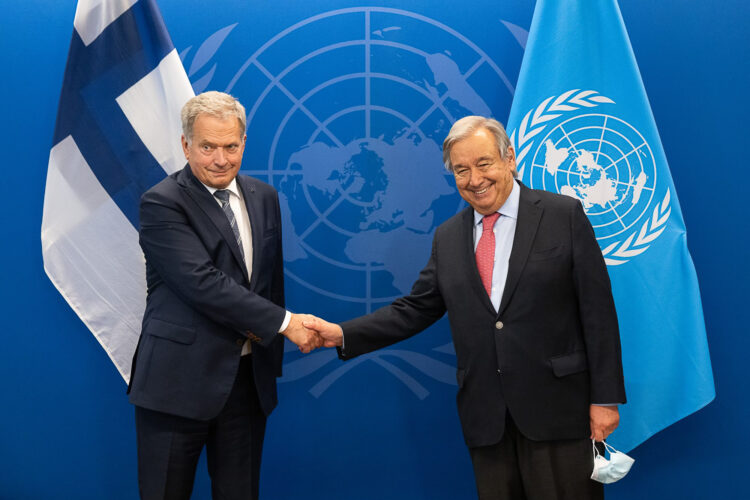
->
[181,91,247,144]
[442,116,516,177]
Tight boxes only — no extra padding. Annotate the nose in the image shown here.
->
[467,167,482,187]
[213,147,227,166]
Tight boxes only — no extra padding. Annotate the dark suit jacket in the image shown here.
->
[128,166,286,420]
[340,181,626,448]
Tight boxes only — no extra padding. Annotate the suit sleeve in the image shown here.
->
[271,192,286,374]
[139,189,287,346]
[340,233,447,359]
[571,201,627,404]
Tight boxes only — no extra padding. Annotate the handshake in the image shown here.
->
[280,313,344,353]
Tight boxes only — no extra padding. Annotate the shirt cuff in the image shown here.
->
[278,311,292,333]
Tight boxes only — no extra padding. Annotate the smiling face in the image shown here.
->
[450,127,516,215]
[182,114,246,189]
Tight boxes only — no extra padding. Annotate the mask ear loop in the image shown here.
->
[602,441,618,456]
[592,439,601,459]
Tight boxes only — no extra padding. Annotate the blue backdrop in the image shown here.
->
[1,1,747,498]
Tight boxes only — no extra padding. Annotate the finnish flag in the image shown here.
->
[41,0,194,382]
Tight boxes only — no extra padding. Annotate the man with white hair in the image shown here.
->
[307,116,626,500]
[128,91,319,499]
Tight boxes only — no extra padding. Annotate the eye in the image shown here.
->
[226,145,239,154]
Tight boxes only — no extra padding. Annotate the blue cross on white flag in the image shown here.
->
[506,0,715,452]
[41,0,194,382]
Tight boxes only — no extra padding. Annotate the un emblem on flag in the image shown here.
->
[510,90,671,265]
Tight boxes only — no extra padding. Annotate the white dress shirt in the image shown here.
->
[472,180,520,312]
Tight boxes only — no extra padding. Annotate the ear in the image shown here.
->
[505,146,519,177]
[505,146,516,165]
[181,135,190,160]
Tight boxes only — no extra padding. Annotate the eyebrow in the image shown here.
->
[454,156,493,169]
[199,140,239,146]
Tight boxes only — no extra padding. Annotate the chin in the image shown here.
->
[474,203,499,215]
[211,176,232,187]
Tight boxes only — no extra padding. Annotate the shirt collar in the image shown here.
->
[473,179,520,225]
[200,178,240,199]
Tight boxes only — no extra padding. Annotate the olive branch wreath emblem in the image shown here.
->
[509,89,671,266]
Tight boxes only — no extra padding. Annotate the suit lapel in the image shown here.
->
[236,175,260,289]
[498,182,542,316]
[460,208,497,315]
[178,166,249,282]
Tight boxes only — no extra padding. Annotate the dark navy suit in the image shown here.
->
[128,165,286,499]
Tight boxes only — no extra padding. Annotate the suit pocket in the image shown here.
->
[145,318,196,345]
[549,350,588,377]
[528,245,562,262]
[263,227,278,239]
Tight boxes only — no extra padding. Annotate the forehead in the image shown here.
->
[449,128,499,164]
[192,114,243,142]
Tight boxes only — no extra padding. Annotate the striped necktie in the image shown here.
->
[213,189,246,263]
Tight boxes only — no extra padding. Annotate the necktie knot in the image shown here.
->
[214,189,230,204]
[482,212,500,232]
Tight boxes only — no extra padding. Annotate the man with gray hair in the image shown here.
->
[307,116,626,499]
[128,91,320,499]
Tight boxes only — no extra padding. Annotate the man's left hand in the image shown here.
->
[590,405,619,442]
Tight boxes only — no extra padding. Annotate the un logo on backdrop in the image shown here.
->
[185,7,517,395]
[511,90,670,265]
[236,7,512,306]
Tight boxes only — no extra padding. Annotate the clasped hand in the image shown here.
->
[281,314,343,353]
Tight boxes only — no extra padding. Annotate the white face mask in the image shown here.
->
[590,440,635,484]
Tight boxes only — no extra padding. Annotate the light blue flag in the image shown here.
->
[506,0,714,451]
[41,0,193,381]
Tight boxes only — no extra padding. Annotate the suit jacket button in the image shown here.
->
[495,321,504,330]
[497,368,502,375]
[236,339,244,346]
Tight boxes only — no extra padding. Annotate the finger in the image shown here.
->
[590,424,600,441]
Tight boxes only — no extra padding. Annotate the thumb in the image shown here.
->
[302,317,319,330]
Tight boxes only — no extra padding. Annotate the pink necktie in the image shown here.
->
[476,212,500,297]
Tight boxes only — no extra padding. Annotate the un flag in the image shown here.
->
[506,0,715,452]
